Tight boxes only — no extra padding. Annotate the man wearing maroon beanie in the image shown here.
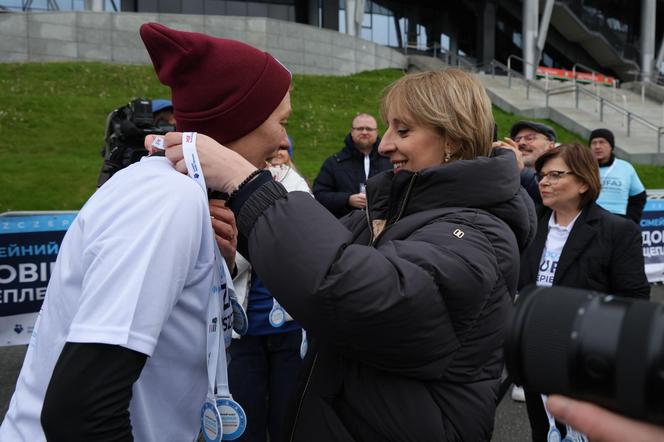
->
[1,23,292,442]
[140,22,292,168]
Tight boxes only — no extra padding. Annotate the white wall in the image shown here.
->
[0,11,406,75]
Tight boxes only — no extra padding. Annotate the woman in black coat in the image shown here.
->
[160,70,536,441]
[518,143,649,441]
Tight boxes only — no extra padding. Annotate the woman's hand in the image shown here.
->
[210,199,237,272]
[145,132,258,193]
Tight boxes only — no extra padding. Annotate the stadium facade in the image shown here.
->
[2,0,663,83]
[112,0,664,82]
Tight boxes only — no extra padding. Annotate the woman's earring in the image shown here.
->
[443,151,451,163]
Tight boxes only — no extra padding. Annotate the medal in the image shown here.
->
[269,300,286,328]
[201,397,223,442]
[547,427,561,442]
[231,297,248,335]
[216,396,247,440]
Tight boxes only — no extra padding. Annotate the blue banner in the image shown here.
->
[0,212,77,345]
[641,198,664,284]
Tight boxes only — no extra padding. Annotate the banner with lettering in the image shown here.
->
[0,212,77,346]
[641,196,664,284]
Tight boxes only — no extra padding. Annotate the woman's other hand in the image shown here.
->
[210,199,238,272]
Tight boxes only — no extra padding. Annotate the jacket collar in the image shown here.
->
[365,148,533,244]
[529,203,604,283]
[337,133,382,161]
[553,203,603,283]
[598,153,616,167]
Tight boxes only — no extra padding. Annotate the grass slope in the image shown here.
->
[0,62,661,212]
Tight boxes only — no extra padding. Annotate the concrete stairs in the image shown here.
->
[407,54,664,165]
[480,73,664,165]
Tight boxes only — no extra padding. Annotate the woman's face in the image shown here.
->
[268,149,290,167]
[378,110,446,173]
[538,156,588,211]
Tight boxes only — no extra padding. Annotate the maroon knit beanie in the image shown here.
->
[139,22,291,144]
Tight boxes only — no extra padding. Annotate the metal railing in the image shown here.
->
[626,69,664,105]
[502,56,663,153]
[506,55,551,100]
[435,45,477,71]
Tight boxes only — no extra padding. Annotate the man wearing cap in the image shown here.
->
[589,128,646,224]
[0,23,292,442]
[493,120,557,206]
[491,120,556,403]
[151,98,175,127]
[313,113,391,218]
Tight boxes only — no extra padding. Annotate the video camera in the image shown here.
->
[97,98,175,187]
[505,286,664,426]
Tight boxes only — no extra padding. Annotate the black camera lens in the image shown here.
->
[505,286,664,426]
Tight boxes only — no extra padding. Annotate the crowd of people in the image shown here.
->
[0,22,660,442]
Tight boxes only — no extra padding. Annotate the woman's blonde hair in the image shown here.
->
[380,69,494,161]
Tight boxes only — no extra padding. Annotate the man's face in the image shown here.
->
[351,115,378,150]
[154,109,176,127]
[514,129,554,168]
[590,137,612,164]
[228,92,292,168]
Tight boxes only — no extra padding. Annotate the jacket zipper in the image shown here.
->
[289,174,417,438]
[369,173,418,247]
[289,353,319,441]
[364,205,374,246]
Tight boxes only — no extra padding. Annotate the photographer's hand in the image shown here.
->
[210,199,237,272]
[547,395,664,442]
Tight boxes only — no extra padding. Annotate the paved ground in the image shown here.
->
[2,285,662,439]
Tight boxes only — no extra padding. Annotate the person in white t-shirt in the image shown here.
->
[0,22,292,441]
[1,157,220,441]
[518,143,649,441]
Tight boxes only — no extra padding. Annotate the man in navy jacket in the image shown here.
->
[313,113,391,217]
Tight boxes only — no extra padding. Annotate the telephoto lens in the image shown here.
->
[505,285,664,426]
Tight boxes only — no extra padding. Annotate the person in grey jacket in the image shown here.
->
[161,69,536,441]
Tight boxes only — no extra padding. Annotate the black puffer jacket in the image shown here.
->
[312,134,392,218]
[230,148,536,441]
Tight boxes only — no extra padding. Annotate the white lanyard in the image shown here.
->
[181,132,246,441]
[213,248,233,398]
[205,247,223,398]
[542,394,562,442]
[182,132,207,194]
[182,130,228,399]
